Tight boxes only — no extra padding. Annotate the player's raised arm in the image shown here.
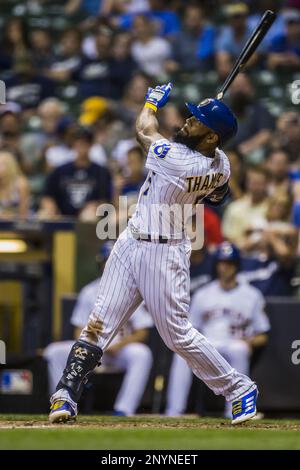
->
[136,83,172,154]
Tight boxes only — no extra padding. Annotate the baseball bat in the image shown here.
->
[216,10,276,100]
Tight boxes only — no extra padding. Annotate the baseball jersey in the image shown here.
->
[190,280,270,343]
[129,139,231,239]
[71,279,153,345]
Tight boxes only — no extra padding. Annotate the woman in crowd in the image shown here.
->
[0,151,30,219]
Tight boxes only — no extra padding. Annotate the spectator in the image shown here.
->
[46,107,108,170]
[166,242,269,417]
[227,73,274,160]
[44,117,77,170]
[226,148,245,200]
[30,28,54,71]
[216,3,262,78]
[272,111,300,162]
[114,145,146,206]
[71,25,113,98]
[222,166,270,246]
[109,0,179,36]
[118,72,151,126]
[20,98,66,190]
[267,9,300,71]
[0,103,24,169]
[101,0,150,16]
[111,137,138,171]
[48,29,82,79]
[0,150,30,219]
[265,149,291,195]
[110,31,137,100]
[39,128,112,220]
[240,221,298,296]
[144,0,180,36]
[44,241,153,416]
[165,3,215,73]
[5,51,56,109]
[38,98,66,138]
[65,0,103,16]
[266,190,293,224]
[131,14,171,77]
[91,108,129,158]
[0,17,30,70]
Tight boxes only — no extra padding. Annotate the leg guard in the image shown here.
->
[56,340,102,402]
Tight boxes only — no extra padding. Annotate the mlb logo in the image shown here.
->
[0,370,33,395]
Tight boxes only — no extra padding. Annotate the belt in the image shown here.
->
[134,233,169,244]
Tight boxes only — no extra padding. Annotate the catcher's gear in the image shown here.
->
[203,181,230,206]
[145,82,173,111]
[186,98,237,144]
[55,339,102,402]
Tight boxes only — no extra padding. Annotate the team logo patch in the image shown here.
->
[153,143,171,159]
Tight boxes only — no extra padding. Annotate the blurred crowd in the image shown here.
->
[0,0,300,298]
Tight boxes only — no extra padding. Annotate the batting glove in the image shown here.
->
[145,82,173,111]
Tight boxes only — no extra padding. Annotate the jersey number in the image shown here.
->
[143,172,155,196]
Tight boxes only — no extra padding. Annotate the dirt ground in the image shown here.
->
[1,415,300,430]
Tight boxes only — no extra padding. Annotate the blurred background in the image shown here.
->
[0,0,300,418]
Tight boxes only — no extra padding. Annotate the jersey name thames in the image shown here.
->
[186,172,224,193]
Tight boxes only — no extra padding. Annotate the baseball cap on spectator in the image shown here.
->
[225,2,249,17]
[55,116,75,135]
[79,97,108,126]
[0,102,22,116]
[73,127,94,143]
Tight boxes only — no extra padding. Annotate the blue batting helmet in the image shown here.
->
[215,242,240,268]
[186,98,238,145]
[97,241,114,264]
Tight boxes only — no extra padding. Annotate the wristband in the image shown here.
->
[144,102,158,112]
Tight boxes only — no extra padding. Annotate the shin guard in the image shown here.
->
[56,340,102,402]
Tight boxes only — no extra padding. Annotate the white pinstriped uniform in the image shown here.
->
[166,281,270,415]
[77,139,255,402]
[130,139,230,238]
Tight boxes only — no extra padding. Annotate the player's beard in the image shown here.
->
[173,128,201,150]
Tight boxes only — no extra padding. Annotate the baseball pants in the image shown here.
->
[165,340,251,416]
[76,228,255,402]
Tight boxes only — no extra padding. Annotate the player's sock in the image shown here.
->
[55,339,102,402]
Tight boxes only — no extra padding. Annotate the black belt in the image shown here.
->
[136,234,169,244]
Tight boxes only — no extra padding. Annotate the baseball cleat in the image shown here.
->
[112,410,127,417]
[49,400,77,424]
[231,387,258,425]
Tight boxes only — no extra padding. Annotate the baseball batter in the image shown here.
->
[50,83,258,425]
